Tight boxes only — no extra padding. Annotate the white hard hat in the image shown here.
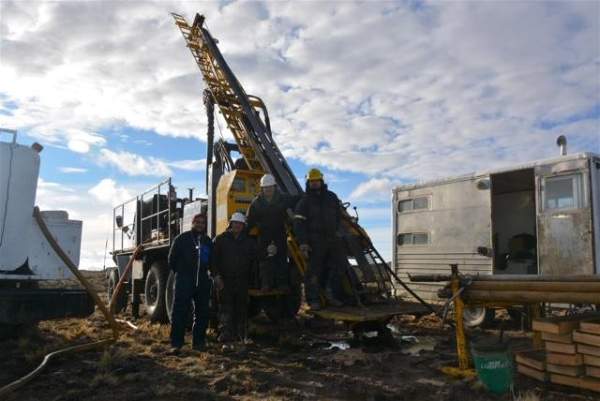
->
[230,212,246,224]
[260,174,276,188]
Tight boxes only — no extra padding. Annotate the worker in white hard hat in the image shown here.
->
[212,211,257,342]
[246,174,300,292]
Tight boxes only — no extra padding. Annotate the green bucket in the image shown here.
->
[471,341,514,394]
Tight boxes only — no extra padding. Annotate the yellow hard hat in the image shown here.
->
[306,168,323,181]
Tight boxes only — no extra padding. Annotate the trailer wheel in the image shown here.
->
[107,269,127,314]
[145,261,169,323]
[463,306,495,328]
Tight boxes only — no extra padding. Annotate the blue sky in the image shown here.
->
[1,1,598,267]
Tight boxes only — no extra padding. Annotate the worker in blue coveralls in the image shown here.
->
[168,213,213,354]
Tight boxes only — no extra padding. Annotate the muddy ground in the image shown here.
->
[2,271,598,401]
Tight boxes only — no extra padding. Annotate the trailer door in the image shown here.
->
[536,159,594,275]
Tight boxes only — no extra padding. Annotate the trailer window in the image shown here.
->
[543,174,584,210]
[397,232,429,246]
[398,197,429,213]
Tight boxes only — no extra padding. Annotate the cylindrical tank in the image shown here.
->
[0,134,40,271]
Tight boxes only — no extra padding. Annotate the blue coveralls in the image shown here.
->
[168,230,213,348]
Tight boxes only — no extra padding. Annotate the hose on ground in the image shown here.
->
[0,207,121,397]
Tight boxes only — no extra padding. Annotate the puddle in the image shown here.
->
[401,336,437,356]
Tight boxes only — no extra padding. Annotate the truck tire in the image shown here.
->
[107,269,127,314]
[144,261,169,323]
[463,306,495,328]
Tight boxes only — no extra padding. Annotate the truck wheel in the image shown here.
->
[463,306,495,328]
[144,261,168,323]
[107,269,127,314]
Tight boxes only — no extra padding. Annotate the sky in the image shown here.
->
[1,0,599,268]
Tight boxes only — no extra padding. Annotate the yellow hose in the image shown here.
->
[0,207,121,397]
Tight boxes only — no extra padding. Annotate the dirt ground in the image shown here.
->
[2,271,599,401]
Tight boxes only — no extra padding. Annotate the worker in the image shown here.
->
[213,212,257,342]
[168,213,213,354]
[246,174,299,291]
[294,168,345,310]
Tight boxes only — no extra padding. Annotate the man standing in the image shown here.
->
[168,213,213,354]
[294,168,345,310]
[213,212,256,342]
[246,174,298,291]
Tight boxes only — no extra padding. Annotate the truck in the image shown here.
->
[392,137,600,326]
[0,129,93,338]
[107,13,426,332]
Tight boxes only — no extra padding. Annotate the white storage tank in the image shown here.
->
[0,132,40,272]
[28,210,82,280]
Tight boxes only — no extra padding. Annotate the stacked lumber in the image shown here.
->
[516,314,600,392]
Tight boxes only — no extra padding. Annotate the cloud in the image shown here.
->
[59,167,87,174]
[88,178,132,205]
[97,148,205,176]
[98,148,172,177]
[167,159,206,171]
[350,178,394,201]
[2,1,599,266]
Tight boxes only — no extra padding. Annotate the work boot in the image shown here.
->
[192,343,207,352]
[167,346,182,356]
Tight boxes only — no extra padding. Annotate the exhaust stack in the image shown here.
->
[556,135,567,156]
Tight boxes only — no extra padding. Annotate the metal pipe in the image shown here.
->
[464,290,600,304]
[471,274,600,282]
[557,135,567,156]
[469,281,600,292]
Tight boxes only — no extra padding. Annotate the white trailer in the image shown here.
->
[0,129,93,336]
[392,141,599,325]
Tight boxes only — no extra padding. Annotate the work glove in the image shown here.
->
[299,244,311,259]
[267,242,277,257]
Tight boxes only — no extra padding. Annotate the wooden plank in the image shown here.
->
[584,354,600,368]
[546,352,583,366]
[577,344,600,357]
[546,363,584,377]
[580,319,600,335]
[534,314,600,335]
[541,332,572,344]
[550,374,600,393]
[545,341,577,355]
[515,350,545,371]
[573,330,600,347]
[587,366,600,379]
[517,364,548,382]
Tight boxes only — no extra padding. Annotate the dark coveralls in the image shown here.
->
[168,230,212,349]
[294,182,345,304]
[246,190,299,290]
[213,230,257,341]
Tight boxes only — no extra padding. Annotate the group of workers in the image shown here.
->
[167,168,346,354]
